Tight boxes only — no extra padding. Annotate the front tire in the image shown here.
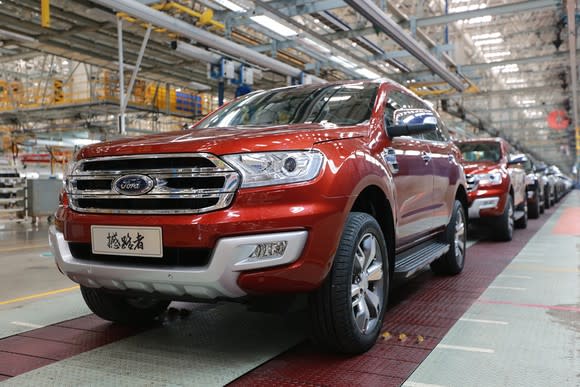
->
[81,286,170,324]
[528,189,540,219]
[431,200,466,275]
[494,195,514,241]
[515,200,528,229]
[309,212,389,354]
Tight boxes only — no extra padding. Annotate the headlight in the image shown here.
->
[222,151,324,188]
[475,171,503,186]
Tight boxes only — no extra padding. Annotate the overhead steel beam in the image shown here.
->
[344,0,465,91]
[89,0,326,83]
[413,0,559,28]
[469,103,561,113]
[404,52,573,80]
[226,0,344,27]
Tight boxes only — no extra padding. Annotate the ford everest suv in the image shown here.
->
[50,80,468,354]
[456,138,527,241]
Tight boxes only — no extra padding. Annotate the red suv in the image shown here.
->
[50,80,467,354]
[456,138,527,241]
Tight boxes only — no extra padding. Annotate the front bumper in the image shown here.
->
[49,225,308,299]
[468,197,500,219]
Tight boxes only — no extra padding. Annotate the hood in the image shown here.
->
[77,123,367,160]
[462,161,503,175]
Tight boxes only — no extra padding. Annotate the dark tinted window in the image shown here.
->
[458,142,501,162]
[196,84,378,128]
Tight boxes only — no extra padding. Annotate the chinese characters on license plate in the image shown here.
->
[91,226,163,258]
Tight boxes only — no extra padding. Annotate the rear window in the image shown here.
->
[458,142,501,163]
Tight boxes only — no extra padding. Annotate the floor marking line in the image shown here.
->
[513,259,543,263]
[11,321,44,328]
[478,299,580,312]
[438,344,494,353]
[0,243,48,253]
[499,275,533,279]
[403,382,447,387]
[488,286,526,291]
[459,318,508,325]
[507,265,580,273]
[0,285,79,305]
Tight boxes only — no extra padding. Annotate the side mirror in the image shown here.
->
[507,154,527,167]
[387,108,437,138]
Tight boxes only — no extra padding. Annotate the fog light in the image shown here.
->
[249,241,288,259]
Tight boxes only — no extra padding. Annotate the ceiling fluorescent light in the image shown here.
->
[474,38,503,46]
[468,15,492,24]
[330,55,356,69]
[484,51,511,58]
[355,68,380,79]
[302,38,331,53]
[251,15,298,37]
[214,0,246,12]
[471,32,501,40]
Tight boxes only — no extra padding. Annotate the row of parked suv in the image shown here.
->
[455,138,574,241]
[50,79,574,356]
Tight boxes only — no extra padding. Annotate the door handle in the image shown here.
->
[421,151,431,163]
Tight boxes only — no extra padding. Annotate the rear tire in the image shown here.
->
[544,185,551,209]
[309,212,389,354]
[431,200,466,276]
[494,196,514,242]
[515,201,528,229]
[528,189,540,219]
[81,286,170,324]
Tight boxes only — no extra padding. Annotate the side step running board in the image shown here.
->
[394,242,449,279]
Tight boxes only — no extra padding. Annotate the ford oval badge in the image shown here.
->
[112,175,155,196]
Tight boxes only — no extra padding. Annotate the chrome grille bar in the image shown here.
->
[67,153,240,214]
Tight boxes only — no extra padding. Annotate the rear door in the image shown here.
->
[423,113,461,230]
[383,91,434,247]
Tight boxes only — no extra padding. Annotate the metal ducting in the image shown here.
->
[89,0,326,83]
[343,0,466,91]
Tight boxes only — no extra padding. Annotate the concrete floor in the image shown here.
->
[0,191,578,386]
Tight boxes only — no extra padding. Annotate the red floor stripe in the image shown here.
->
[552,207,580,235]
[230,201,562,387]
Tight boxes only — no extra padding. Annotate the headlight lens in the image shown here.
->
[475,171,503,186]
[222,151,324,188]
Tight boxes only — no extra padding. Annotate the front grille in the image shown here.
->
[67,153,240,214]
[466,174,478,192]
[68,242,211,267]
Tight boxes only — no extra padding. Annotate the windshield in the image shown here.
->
[196,84,378,129]
[458,142,501,163]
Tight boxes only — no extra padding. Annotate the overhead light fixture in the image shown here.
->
[0,28,37,43]
[330,55,356,69]
[250,15,298,37]
[521,99,536,104]
[468,15,493,24]
[450,4,487,13]
[301,38,331,54]
[484,51,511,58]
[492,64,519,73]
[189,81,211,91]
[505,78,524,84]
[355,68,380,79]
[471,32,502,40]
[213,0,246,12]
[474,38,504,46]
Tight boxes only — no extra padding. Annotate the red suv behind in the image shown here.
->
[456,138,527,241]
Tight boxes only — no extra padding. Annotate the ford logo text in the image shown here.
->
[112,175,155,196]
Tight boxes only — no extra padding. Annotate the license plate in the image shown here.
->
[91,226,163,258]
